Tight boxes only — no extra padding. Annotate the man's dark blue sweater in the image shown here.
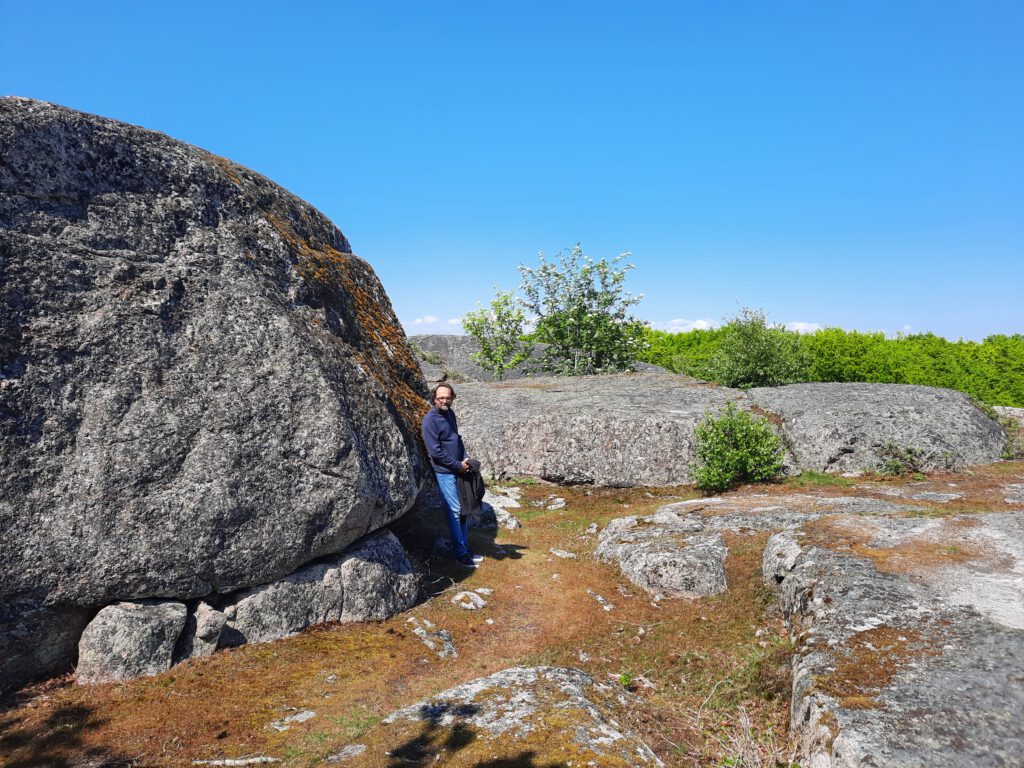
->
[421,406,466,474]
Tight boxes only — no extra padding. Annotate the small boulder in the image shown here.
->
[77,600,187,684]
[597,509,727,598]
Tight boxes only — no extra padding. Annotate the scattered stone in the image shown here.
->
[586,589,615,612]
[407,617,457,659]
[324,744,366,762]
[546,497,567,510]
[220,531,417,647]
[174,602,226,662]
[596,509,727,599]
[77,600,187,685]
[451,591,487,611]
[479,489,524,530]
[586,522,599,534]
[269,709,315,732]
[474,588,494,595]
[193,758,280,766]
[549,548,577,559]
[374,666,662,765]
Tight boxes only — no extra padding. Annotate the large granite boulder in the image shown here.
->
[407,333,540,382]
[456,372,736,485]
[0,98,429,690]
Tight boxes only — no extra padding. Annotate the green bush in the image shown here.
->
[691,404,786,492]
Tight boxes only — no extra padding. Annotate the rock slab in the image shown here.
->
[367,666,663,765]
[0,98,429,689]
[221,531,417,646]
[763,516,1024,767]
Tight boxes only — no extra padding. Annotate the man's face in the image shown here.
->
[434,388,454,412]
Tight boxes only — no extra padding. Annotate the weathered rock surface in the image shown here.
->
[221,531,417,646]
[358,666,662,766]
[746,382,1005,474]
[597,507,728,598]
[76,600,187,684]
[455,375,1005,487]
[763,512,1024,767]
[457,372,736,485]
[0,98,429,689]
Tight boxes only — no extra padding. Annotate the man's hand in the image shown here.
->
[459,459,471,474]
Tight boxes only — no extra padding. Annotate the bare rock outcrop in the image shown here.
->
[596,507,728,598]
[763,513,1024,767]
[746,382,1005,474]
[0,98,429,689]
[455,374,1005,486]
[352,666,662,765]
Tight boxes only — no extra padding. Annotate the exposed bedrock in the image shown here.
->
[0,98,429,689]
[745,382,1005,474]
[361,666,663,766]
[456,374,1004,486]
[763,513,1024,767]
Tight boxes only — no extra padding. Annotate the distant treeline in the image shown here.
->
[640,327,1024,407]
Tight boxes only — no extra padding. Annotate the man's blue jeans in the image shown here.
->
[435,471,470,558]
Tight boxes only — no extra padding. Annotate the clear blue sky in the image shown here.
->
[3,2,1021,340]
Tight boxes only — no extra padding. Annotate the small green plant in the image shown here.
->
[1000,416,1024,460]
[691,404,786,493]
[875,443,925,476]
[407,339,443,365]
[617,670,634,687]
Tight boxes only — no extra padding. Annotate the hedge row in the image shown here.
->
[640,327,1024,407]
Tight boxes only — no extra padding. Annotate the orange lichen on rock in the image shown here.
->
[817,626,939,709]
[802,516,993,575]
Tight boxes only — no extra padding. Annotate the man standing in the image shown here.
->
[421,383,483,568]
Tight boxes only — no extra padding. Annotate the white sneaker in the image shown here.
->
[471,553,485,564]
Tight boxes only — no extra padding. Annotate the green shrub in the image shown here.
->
[691,404,786,492]
[704,308,808,389]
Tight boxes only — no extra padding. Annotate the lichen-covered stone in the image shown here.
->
[0,98,429,689]
[221,531,417,646]
[746,382,1004,474]
[763,515,1024,767]
[174,601,226,661]
[368,666,662,766]
[597,509,727,598]
[77,600,187,684]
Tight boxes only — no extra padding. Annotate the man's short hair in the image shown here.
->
[430,383,456,404]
